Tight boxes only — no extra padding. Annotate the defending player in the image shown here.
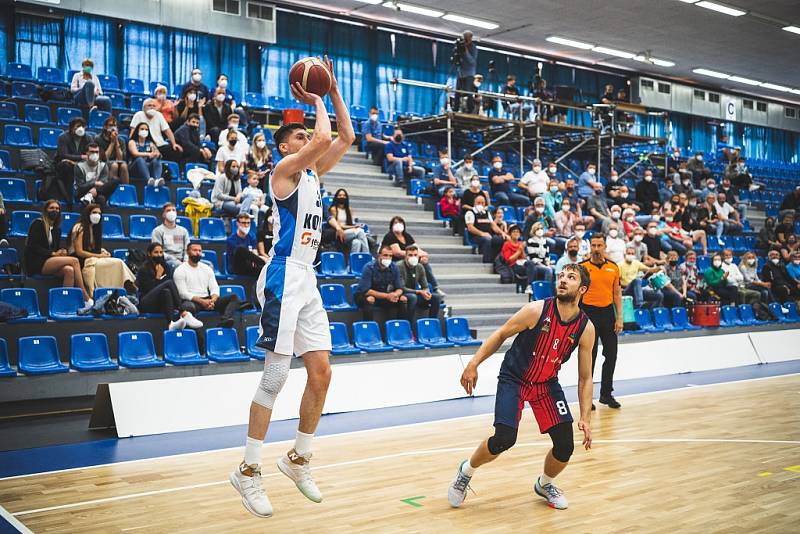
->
[229,57,355,518]
[448,263,596,510]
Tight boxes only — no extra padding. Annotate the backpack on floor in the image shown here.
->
[493,255,514,284]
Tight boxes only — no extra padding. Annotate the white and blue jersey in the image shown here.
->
[269,168,324,265]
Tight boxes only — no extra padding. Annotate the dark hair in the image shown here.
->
[223,159,239,179]
[162,202,176,213]
[406,244,419,252]
[370,106,379,112]
[103,116,117,128]
[187,113,200,122]
[508,224,521,234]
[146,242,162,254]
[389,215,406,232]
[330,188,353,226]
[40,199,61,230]
[69,117,86,131]
[86,142,99,151]
[563,263,591,291]
[274,122,306,154]
[75,203,102,253]
[236,213,251,223]
[217,73,227,80]
[590,233,606,242]
[187,241,202,252]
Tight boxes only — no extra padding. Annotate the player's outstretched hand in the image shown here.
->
[578,419,592,450]
[460,364,478,395]
[290,82,322,106]
[323,55,339,92]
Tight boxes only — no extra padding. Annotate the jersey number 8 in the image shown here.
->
[556,400,568,416]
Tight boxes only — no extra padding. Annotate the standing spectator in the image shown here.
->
[398,245,442,325]
[204,87,233,142]
[687,152,712,186]
[180,68,211,103]
[433,151,458,196]
[154,85,177,124]
[454,155,479,193]
[384,128,424,184]
[227,214,263,276]
[174,88,205,130]
[174,242,242,328]
[127,122,163,186]
[246,132,273,190]
[618,244,663,309]
[381,216,443,297]
[577,163,603,199]
[355,246,407,321]
[212,159,244,216]
[703,253,737,305]
[464,195,507,263]
[130,99,183,163]
[453,30,477,113]
[761,249,800,302]
[74,143,119,207]
[69,58,111,112]
[96,117,129,184]
[679,250,701,301]
[519,159,548,198]
[174,114,213,165]
[216,128,248,173]
[715,192,743,236]
[327,188,370,253]
[522,222,555,286]
[500,75,532,120]
[605,223,625,264]
[739,252,772,303]
[360,106,389,165]
[489,156,528,208]
[151,203,190,270]
[721,249,760,305]
[555,237,580,275]
[54,118,92,204]
[635,169,661,212]
[579,234,623,409]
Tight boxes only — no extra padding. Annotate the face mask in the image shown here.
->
[647,228,657,236]
[588,168,596,175]
[192,73,202,83]
[625,254,636,262]
[673,152,680,159]
[493,162,503,170]
[394,134,403,143]
[74,127,85,137]
[336,197,346,204]
[228,123,239,131]
[474,205,486,213]
[634,235,643,242]
[229,139,238,146]
[707,184,715,190]
[533,166,541,173]
[771,258,780,265]
[548,167,556,174]
[747,258,756,266]
[621,192,629,199]
[82,66,92,74]
[139,130,149,138]
[187,93,197,102]
[550,186,558,193]
[165,211,177,223]
[665,216,673,222]
[611,212,620,220]
[267,215,274,224]
[89,213,101,225]
[535,229,544,237]
[470,180,480,188]
[156,93,166,101]
[145,109,157,118]
[228,167,239,178]
[568,249,577,258]
[575,230,585,239]
[561,205,570,212]
[218,79,228,89]
[215,94,225,103]
[465,164,474,171]
[535,206,544,214]
[369,113,379,122]
[609,229,618,238]
[188,254,201,264]
[651,215,660,222]
[644,175,652,182]
[255,140,266,149]
[713,260,722,268]
[392,223,404,233]
[723,257,733,265]
[793,260,800,265]
[687,260,695,267]
[88,153,99,163]
[380,258,392,268]
[474,81,482,88]
[47,210,60,221]
[407,256,419,267]
[440,158,449,166]
[696,155,703,162]
[610,175,618,182]
[669,259,678,266]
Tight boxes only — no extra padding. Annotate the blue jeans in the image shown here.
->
[623,278,663,308]
[493,191,530,208]
[404,291,442,324]
[388,160,424,183]
[220,201,241,216]
[129,156,162,181]
[423,262,439,290]
[524,261,554,283]
[73,81,111,112]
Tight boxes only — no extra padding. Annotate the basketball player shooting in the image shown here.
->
[448,263,596,510]
[229,56,355,518]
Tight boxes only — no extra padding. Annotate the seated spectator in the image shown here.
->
[438,187,461,221]
[577,163,603,199]
[256,209,274,260]
[586,186,611,231]
[69,203,136,295]
[212,159,244,216]
[619,244,663,309]
[630,227,649,264]
[174,113,213,165]
[779,186,800,217]
[721,249,760,306]
[542,178,562,220]
[489,155,528,208]
[399,245,441,324]
[642,221,667,266]
[676,163,696,195]
[664,209,707,255]
[554,237,580,274]
[635,169,661,212]
[756,217,780,251]
[54,118,92,204]
[605,169,623,198]
[227,214,263,277]
[136,242,203,330]
[554,198,579,239]
[501,75,533,120]
[151,203,190,270]
[562,179,595,227]
[703,253,737,305]
[0,194,6,247]
[174,88,205,130]
[215,73,248,125]
[360,106,389,165]
[700,178,719,200]
[608,204,622,229]
[216,128,248,174]
[127,122,163,186]
[697,194,725,248]
[24,200,91,303]
[154,85,177,124]
[519,159,548,198]
[458,176,490,237]
[327,189,370,253]
[605,223,625,264]
[493,207,509,235]
[761,249,800,302]
[546,161,559,181]
[74,142,119,208]
[464,195,507,263]
[500,224,526,286]
[433,151,457,196]
[787,250,800,284]
[381,216,443,296]
[573,221,590,260]
[204,87,233,142]
[775,213,795,249]
[719,177,748,220]
[725,157,756,191]
[174,243,242,328]
[355,245,407,321]
[384,128,424,184]
[454,155,479,193]
[715,192,743,237]
[521,222,555,287]
[246,132,273,190]
[130,99,183,163]
[217,113,248,148]
[96,117,129,184]
[679,250,701,301]
[522,197,561,252]
[241,172,269,223]
[612,185,640,216]
[659,175,677,205]
[69,58,111,112]
[781,233,799,264]
[180,68,211,104]
[739,252,772,303]
[664,250,683,296]
[687,152,712,186]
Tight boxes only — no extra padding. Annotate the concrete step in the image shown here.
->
[342,188,413,200]
[326,166,389,179]
[427,253,483,264]
[457,313,515,328]
[436,272,500,283]
[416,244,473,255]
[447,300,528,316]
[349,198,424,212]
[438,282,520,295]
[431,263,495,273]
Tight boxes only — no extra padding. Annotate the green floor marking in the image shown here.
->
[401,496,425,508]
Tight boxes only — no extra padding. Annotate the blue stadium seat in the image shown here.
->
[161,160,181,181]
[24,103,50,124]
[416,318,455,348]
[737,304,767,326]
[385,320,425,350]
[4,125,34,147]
[18,336,69,375]
[352,321,393,353]
[7,62,33,80]
[37,66,63,84]
[349,252,372,277]
[410,179,431,198]
[0,102,16,120]
[652,307,680,331]
[245,325,266,360]
[381,124,394,137]
[633,308,662,332]
[60,212,80,238]
[57,107,82,126]
[144,185,171,208]
[93,287,138,319]
[350,104,369,120]
[0,150,13,174]
[49,287,90,321]
[109,184,140,207]
[783,302,800,322]
[446,317,482,346]
[329,322,360,356]
[320,284,357,311]
[205,328,249,363]
[720,305,742,327]
[118,331,165,368]
[320,251,353,278]
[38,127,62,149]
[70,333,118,371]
[129,215,158,240]
[102,213,127,240]
[163,329,207,366]
[267,95,287,111]
[112,249,129,262]
[106,92,126,110]
[243,92,267,109]
[0,178,29,202]
[123,78,145,94]
[200,250,228,279]
[321,195,334,212]
[0,248,21,280]
[10,210,38,237]
[149,81,169,94]
[176,216,194,236]
[88,109,111,130]
[130,95,146,111]
[98,74,119,90]
[183,162,208,175]
[497,205,517,224]
[11,81,38,99]
[176,187,192,207]
[0,288,46,323]
[696,255,711,272]
[532,281,553,301]
[198,217,226,241]
[0,339,15,377]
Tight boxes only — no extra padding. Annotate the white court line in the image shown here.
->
[1,371,798,483]
[10,437,800,517]
[0,504,32,533]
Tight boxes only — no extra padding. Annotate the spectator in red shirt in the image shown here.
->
[438,186,461,222]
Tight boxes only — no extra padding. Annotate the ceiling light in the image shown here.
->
[442,13,499,30]
[678,0,700,3]
[782,25,800,35]
[760,83,791,92]
[790,89,800,95]
[728,75,761,86]
[693,68,731,79]
[545,36,594,50]
[381,2,443,17]
[633,55,675,67]
[592,46,636,59]
[354,0,383,4]
[694,1,746,17]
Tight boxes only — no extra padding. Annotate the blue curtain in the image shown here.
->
[0,11,10,73]
[124,23,168,89]
[64,15,118,78]
[15,15,61,73]
[218,37,246,100]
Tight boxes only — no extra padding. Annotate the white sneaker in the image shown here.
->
[147,178,155,186]
[154,178,165,187]
[277,449,322,503]
[168,317,186,331]
[85,298,94,308]
[534,477,568,509]
[81,193,93,204]
[182,312,203,329]
[435,288,448,298]
[229,463,273,518]
[525,285,533,295]
[447,460,473,508]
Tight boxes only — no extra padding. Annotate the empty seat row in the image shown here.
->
[625,304,800,334]
[319,251,374,278]
[329,317,481,355]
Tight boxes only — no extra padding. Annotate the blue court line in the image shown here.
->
[1,360,798,479]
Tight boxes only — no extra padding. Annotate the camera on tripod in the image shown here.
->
[450,37,466,66]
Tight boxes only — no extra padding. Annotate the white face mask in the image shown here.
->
[696,155,703,162]
[493,162,502,170]
[392,223,404,233]
[611,211,620,220]
[474,204,486,213]
[609,229,618,238]
[713,260,722,268]
[74,127,85,137]
[465,163,474,171]
[139,130,149,138]
[588,168,596,175]
[634,234,643,242]
[474,81,482,88]
[723,257,733,264]
[255,140,266,149]
[535,206,544,214]
[215,94,225,103]
[533,166,541,173]
[89,213,101,225]
[88,153,99,163]
[218,79,228,89]
[651,215,660,222]
[165,210,177,223]
[575,230,585,239]
[369,113,379,121]
[621,192,629,199]
[192,73,202,82]
[665,216,673,222]
[707,183,716,190]
[770,258,780,265]
[561,205,570,212]
[187,93,197,102]
[647,228,657,236]
[228,123,239,131]
[470,179,480,188]
[145,109,156,118]
[548,167,556,174]
[267,215,274,224]
[625,254,636,263]
[747,258,756,266]
[610,174,618,182]
[534,229,544,237]
[440,158,449,166]
[644,175,653,182]
[407,256,419,267]
[380,258,392,268]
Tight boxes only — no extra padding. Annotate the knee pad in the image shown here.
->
[548,423,574,463]
[252,351,291,409]
[487,424,517,456]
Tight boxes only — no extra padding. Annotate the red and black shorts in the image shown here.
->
[494,378,572,434]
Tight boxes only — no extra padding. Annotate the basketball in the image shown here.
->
[289,57,332,97]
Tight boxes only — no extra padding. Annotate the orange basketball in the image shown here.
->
[289,57,332,97]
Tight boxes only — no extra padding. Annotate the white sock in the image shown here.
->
[244,436,262,467]
[539,473,555,486]
[461,460,476,477]
[294,430,314,457]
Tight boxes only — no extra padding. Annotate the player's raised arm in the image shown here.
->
[576,320,596,450]
[460,300,544,395]
[315,57,355,177]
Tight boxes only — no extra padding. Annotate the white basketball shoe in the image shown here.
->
[229,462,273,518]
[534,476,568,509]
[277,449,322,503]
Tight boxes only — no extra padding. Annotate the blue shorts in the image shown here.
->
[494,378,573,434]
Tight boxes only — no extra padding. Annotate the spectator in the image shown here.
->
[174,88,205,130]
[226,214,263,276]
[577,163,603,198]
[554,198,579,241]
[360,106,389,165]
[562,179,595,227]
[630,227,649,264]
[521,199,561,253]
[74,142,119,208]
[787,250,800,284]
[635,169,661,212]
[153,85,176,124]
[720,249,760,306]
[327,188,370,253]
[501,75,532,120]
[687,151,712,186]
[174,113,213,165]
[542,178,562,220]
[433,151,458,196]
[256,209,274,259]
[127,122,163,186]
[615,185,640,215]
[23,200,91,303]
[676,163,695,195]
[398,245,442,324]
[136,242,203,331]
[782,234,799,264]
[546,161,559,180]
[212,159,244,216]
[719,177,748,221]
[95,116,129,184]
[779,186,800,217]
[54,117,93,204]
[715,192,743,236]
[522,222,555,286]
[0,194,6,247]
[665,250,684,298]
[725,157,756,191]
[679,250,701,301]
[216,113,248,148]
[500,224,527,287]
[574,221,591,260]
[489,155,528,208]
[775,213,795,248]
[460,173,489,211]
[700,178,718,200]
[605,223,625,264]
[355,245,407,321]
[204,87,234,142]
[453,30,478,113]
[215,129,248,174]
[69,58,111,112]
[381,216,444,296]
[703,253,737,305]
[605,169,623,198]
[215,73,248,125]
[739,252,772,303]
[180,68,211,103]
[493,208,509,235]
[464,195,507,263]
[151,202,190,270]
[642,221,667,266]
[659,175,677,205]
[618,244,663,309]
[761,249,800,302]
[554,237,580,275]
[174,243,242,328]
[246,132,272,190]
[454,155,479,193]
[69,203,136,294]
[438,187,461,221]
[607,204,622,230]
[586,185,611,231]
[664,209,707,255]
[622,208,642,239]
[130,99,183,163]
[756,217,780,251]
[241,172,269,223]
[697,193,725,248]
[384,128,424,184]
[519,159,548,197]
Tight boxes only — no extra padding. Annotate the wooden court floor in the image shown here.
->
[1,374,799,533]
